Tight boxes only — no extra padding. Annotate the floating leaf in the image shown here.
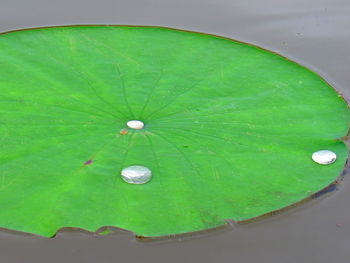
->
[0,26,349,237]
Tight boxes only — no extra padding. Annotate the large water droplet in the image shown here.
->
[121,165,152,184]
[126,120,144,130]
[312,150,337,165]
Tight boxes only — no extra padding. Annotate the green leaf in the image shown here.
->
[0,25,349,237]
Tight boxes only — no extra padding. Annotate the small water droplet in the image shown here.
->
[121,165,152,184]
[312,150,336,165]
[126,120,144,130]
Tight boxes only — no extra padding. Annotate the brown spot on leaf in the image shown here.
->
[120,129,128,135]
[84,160,93,165]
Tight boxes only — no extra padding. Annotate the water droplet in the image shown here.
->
[121,165,152,184]
[126,120,144,130]
[312,150,337,165]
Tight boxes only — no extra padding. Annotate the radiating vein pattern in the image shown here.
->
[0,25,349,237]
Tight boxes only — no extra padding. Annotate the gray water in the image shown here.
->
[1,0,350,262]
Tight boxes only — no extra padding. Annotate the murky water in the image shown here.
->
[1,0,350,262]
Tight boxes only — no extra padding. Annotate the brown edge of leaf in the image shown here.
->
[0,24,349,241]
